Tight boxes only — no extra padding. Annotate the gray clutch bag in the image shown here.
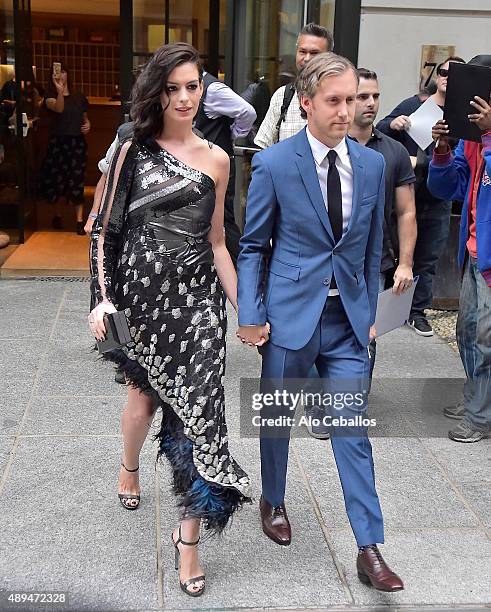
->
[97,311,132,354]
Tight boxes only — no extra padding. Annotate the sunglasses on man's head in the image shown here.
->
[437,67,449,77]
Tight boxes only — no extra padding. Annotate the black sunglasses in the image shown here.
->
[437,67,449,77]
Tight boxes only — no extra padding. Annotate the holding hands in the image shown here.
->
[88,301,117,341]
[236,323,270,347]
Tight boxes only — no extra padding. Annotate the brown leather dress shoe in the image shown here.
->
[259,495,291,546]
[357,545,404,592]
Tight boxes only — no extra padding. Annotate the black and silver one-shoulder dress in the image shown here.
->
[90,137,251,532]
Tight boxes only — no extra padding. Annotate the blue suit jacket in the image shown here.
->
[237,128,386,350]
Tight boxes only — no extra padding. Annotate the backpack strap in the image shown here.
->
[117,120,134,143]
[274,83,295,142]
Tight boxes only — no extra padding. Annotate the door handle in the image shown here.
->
[22,113,31,138]
[9,112,31,137]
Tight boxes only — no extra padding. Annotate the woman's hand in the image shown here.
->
[88,301,117,341]
[81,118,91,135]
[52,74,64,95]
[84,213,96,235]
[236,322,270,347]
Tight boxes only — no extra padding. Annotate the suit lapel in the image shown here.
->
[339,138,365,245]
[295,130,334,242]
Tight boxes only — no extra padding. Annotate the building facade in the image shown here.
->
[1,0,349,246]
[0,0,489,260]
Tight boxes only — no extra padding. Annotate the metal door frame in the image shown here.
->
[119,0,223,117]
[13,0,34,243]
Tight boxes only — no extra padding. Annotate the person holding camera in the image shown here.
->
[377,56,465,336]
[40,65,90,235]
[428,55,491,443]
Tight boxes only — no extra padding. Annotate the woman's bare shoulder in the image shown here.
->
[207,142,229,167]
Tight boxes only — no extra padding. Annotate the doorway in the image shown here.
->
[0,0,225,275]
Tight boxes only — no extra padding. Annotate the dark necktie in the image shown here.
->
[327,149,343,244]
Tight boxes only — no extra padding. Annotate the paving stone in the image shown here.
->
[50,311,95,346]
[0,281,65,340]
[0,279,488,610]
[294,437,479,530]
[157,440,348,610]
[61,282,92,310]
[368,379,467,439]
[374,327,464,378]
[36,347,126,397]
[0,437,159,611]
[328,528,491,606]
[22,396,126,436]
[0,391,31,434]
[458,482,491,529]
[0,339,47,389]
[420,438,491,484]
[0,437,14,473]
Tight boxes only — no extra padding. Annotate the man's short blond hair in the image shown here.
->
[295,52,358,119]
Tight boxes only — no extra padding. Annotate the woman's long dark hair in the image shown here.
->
[130,42,203,141]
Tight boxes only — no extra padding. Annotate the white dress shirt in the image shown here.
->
[305,127,353,233]
[306,127,354,295]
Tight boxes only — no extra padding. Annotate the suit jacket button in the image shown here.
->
[323,278,330,286]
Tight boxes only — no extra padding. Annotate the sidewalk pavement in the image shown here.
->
[0,279,489,612]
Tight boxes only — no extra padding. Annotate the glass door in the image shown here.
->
[0,0,36,244]
[231,0,305,230]
[13,0,36,242]
[119,0,227,120]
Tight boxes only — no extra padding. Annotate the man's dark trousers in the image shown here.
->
[259,295,385,547]
[411,200,452,317]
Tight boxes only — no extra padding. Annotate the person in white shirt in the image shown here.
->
[254,22,333,149]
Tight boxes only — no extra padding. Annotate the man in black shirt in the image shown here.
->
[351,69,416,291]
[350,68,417,376]
[377,56,465,336]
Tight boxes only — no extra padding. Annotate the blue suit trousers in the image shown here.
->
[259,296,385,547]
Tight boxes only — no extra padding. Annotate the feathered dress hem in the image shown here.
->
[105,348,252,534]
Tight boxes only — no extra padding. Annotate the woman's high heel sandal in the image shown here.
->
[172,526,206,597]
[118,462,140,510]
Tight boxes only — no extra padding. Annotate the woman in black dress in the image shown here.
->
[88,43,252,597]
[40,67,90,235]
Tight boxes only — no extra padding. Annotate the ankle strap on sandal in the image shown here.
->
[121,462,139,473]
[176,525,200,547]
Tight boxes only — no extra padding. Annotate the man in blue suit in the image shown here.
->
[237,53,403,592]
